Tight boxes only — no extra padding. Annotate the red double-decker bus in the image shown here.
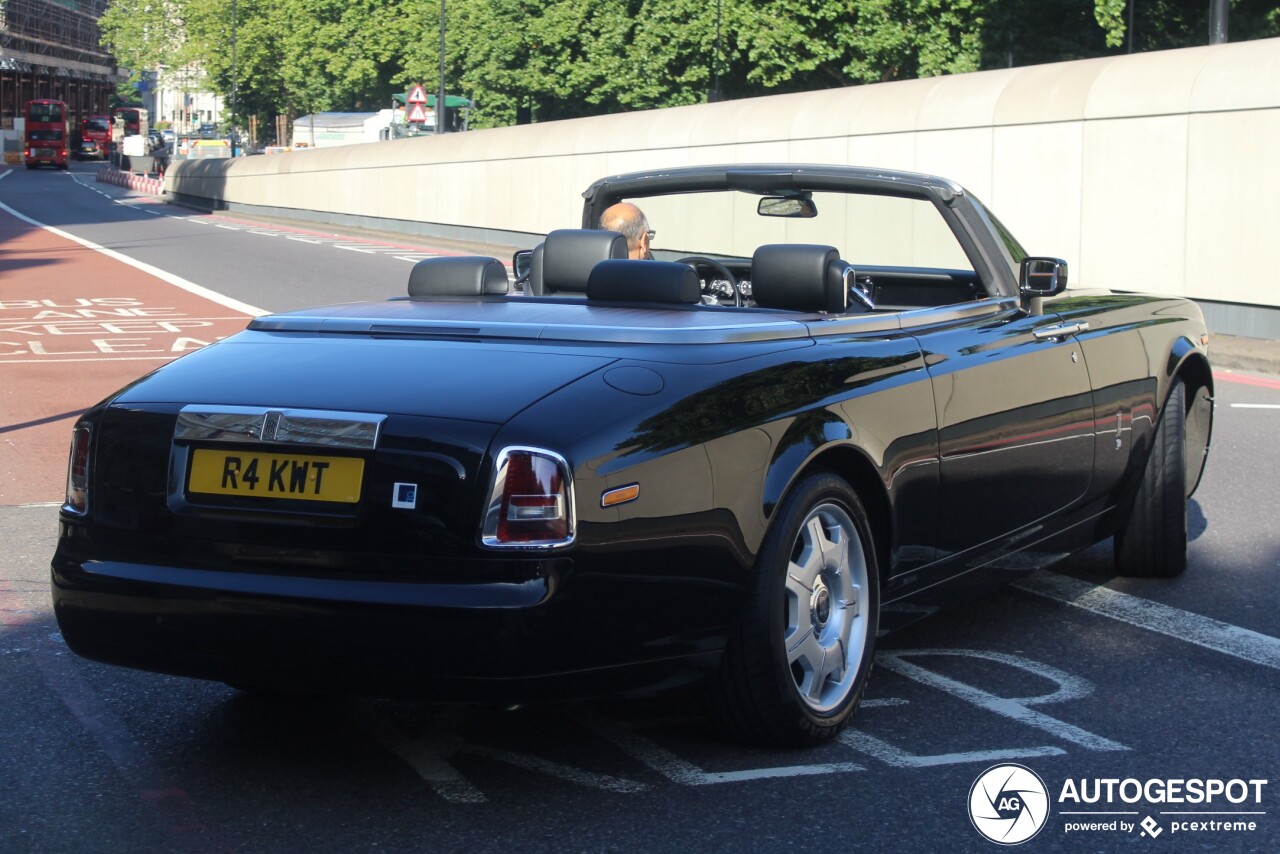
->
[25,99,70,170]
[113,105,149,138]
[79,115,112,160]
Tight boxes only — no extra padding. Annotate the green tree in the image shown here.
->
[99,0,1280,133]
[99,0,193,79]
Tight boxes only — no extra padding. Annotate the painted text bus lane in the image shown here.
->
[0,212,254,504]
[0,298,243,361]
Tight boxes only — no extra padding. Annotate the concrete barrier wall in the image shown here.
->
[168,38,1280,336]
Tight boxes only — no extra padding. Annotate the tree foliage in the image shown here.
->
[100,0,1280,135]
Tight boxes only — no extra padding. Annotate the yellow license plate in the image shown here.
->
[188,449,364,503]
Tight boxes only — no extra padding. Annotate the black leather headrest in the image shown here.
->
[586,260,702,304]
[751,244,848,314]
[541,229,628,294]
[408,256,509,297]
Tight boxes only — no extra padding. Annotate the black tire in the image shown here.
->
[1115,380,1187,577]
[708,472,879,746]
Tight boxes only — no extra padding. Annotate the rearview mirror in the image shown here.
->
[758,196,818,218]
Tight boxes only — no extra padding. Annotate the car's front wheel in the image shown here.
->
[1115,379,1187,577]
[709,472,879,746]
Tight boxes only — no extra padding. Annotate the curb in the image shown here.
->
[1210,334,1280,377]
[96,167,164,196]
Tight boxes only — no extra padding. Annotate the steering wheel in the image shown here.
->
[677,256,742,307]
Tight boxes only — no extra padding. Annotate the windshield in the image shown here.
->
[28,103,64,122]
[631,189,975,273]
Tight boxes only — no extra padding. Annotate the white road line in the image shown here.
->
[67,172,165,215]
[0,356,174,364]
[387,738,488,803]
[1016,571,1280,671]
[578,711,864,784]
[1230,404,1280,409]
[839,730,1066,768]
[466,744,648,793]
[877,650,1127,751]
[0,198,266,317]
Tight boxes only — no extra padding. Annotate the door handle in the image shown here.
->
[1033,322,1089,341]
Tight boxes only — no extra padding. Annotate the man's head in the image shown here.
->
[599,202,653,260]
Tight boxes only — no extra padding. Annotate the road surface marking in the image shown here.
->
[1214,373,1280,390]
[840,730,1066,767]
[0,198,266,317]
[579,711,864,784]
[876,649,1127,751]
[1017,571,1280,671]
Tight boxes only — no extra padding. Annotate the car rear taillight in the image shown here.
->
[64,425,91,515]
[481,447,575,549]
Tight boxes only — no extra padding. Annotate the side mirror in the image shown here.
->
[1019,257,1069,297]
[512,249,533,291]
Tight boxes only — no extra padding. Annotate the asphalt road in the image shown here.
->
[1,162,1277,853]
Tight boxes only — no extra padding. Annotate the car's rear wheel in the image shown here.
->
[709,472,879,746]
[1115,379,1187,577]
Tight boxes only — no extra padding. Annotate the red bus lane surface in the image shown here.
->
[0,209,256,505]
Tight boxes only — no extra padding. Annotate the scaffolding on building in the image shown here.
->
[1,0,121,135]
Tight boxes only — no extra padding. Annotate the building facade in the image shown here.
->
[146,64,225,133]
[1,0,121,132]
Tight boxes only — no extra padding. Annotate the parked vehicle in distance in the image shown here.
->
[52,164,1214,747]
[24,99,69,169]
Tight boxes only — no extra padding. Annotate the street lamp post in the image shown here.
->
[1209,0,1228,45]
[437,0,446,134]
[231,0,238,154]
[709,0,723,102]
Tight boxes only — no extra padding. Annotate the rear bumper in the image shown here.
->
[51,547,726,704]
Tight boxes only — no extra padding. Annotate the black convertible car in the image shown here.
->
[52,164,1213,746]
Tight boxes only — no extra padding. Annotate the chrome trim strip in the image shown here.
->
[175,405,385,450]
[81,561,551,608]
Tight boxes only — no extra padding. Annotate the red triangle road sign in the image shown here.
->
[407,103,430,123]
[407,84,428,104]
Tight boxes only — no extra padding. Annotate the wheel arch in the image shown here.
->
[1168,336,1213,401]
[763,438,893,587]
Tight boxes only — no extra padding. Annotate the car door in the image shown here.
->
[914,305,1095,566]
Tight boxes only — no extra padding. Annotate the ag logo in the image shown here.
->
[968,763,1050,845]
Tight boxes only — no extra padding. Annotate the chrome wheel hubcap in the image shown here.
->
[783,502,869,713]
